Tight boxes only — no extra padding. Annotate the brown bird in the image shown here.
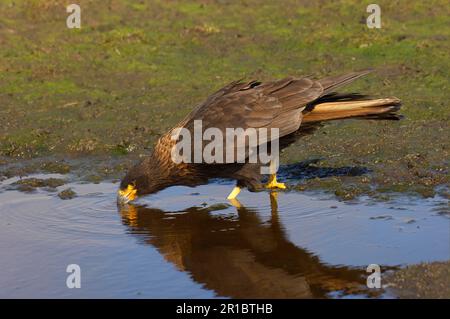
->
[118,69,401,204]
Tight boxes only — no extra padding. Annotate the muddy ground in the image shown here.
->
[0,0,448,199]
[0,0,449,298]
[386,261,450,298]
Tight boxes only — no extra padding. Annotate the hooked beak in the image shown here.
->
[117,184,138,204]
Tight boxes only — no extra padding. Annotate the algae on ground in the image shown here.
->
[58,187,77,200]
[0,0,449,198]
[11,177,66,192]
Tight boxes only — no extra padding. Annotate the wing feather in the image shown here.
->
[162,70,374,167]
[170,77,323,163]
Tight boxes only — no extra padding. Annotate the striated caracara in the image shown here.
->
[118,69,401,204]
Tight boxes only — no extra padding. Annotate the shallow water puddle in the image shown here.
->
[0,175,448,298]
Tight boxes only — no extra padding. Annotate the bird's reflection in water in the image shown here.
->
[118,194,378,298]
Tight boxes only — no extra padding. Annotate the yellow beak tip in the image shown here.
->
[118,185,138,203]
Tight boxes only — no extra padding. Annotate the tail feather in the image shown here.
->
[302,97,402,123]
[303,69,402,123]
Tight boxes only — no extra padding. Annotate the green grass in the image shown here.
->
[0,0,448,196]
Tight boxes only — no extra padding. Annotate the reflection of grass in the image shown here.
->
[0,0,448,197]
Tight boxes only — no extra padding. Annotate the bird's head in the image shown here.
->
[117,157,169,204]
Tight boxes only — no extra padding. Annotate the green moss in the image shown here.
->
[0,0,448,197]
[11,177,66,192]
[58,188,77,200]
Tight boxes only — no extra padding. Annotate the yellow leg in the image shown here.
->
[265,174,286,189]
[228,198,243,208]
[227,186,241,200]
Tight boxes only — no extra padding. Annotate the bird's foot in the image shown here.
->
[266,181,286,189]
[265,175,286,190]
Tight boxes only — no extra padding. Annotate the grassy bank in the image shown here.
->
[0,0,448,199]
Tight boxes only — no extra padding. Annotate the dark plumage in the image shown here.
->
[118,70,401,203]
